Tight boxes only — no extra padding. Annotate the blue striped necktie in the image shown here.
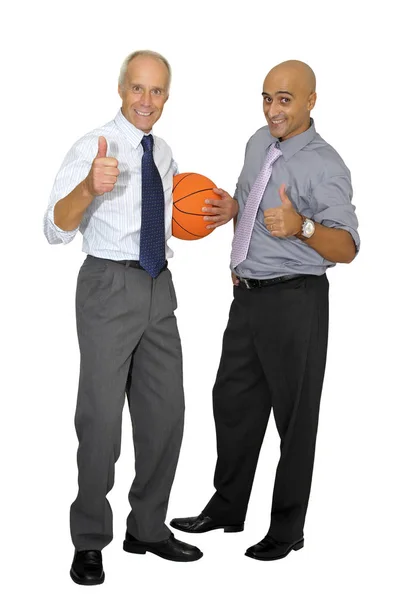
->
[139,134,166,278]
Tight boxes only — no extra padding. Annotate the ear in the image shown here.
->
[308,91,317,111]
[118,85,123,100]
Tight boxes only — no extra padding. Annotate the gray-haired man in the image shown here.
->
[44,50,221,585]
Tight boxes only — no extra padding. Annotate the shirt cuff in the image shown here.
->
[46,204,79,244]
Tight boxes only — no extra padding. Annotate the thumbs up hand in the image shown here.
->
[263,184,302,238]
[84,136,120,196]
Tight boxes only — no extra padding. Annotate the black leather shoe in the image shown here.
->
[170,514,244,534]
[245,535,304,561]
[123,531,203,562]
[70,550,105,585]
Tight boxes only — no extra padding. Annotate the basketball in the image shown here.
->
[172,173,219,240]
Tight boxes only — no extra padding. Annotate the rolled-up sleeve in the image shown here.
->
[43,141,94,245]
[311,175,360,252]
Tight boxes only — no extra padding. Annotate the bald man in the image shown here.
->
[170,61,360,560]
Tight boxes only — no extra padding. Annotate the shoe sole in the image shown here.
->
[170,522,244,534]
[245,539,304,561]
[70,568,105,585]
[123,541,203,562]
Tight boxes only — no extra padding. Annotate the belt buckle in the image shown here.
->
[240,277,252,289]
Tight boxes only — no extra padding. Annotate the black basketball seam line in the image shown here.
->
[172,173,194,193]
[173,187,215,205]
[173,204,208,217]
[172,217,202,238]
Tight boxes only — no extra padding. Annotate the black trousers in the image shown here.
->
[203,274,329,542]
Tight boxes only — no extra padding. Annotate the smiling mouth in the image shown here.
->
[270,119,285,125]
[135,109,153,117]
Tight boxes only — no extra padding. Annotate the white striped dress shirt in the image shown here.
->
[43,109,178,260]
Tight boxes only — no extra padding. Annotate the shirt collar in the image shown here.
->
[114,109,153,149]
[267,118,317,161]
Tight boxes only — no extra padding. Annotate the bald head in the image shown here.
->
[262,60,317,141]
[266,60,316,94]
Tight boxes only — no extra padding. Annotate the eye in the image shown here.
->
[262,95,272,103]
[281,97,291,104]
[151,88,162,96]
[131,85,143,94]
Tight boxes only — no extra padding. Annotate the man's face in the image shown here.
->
[262,70,316,141]
[118,56,169,133]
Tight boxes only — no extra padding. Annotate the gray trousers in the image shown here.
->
[70,255,184,550]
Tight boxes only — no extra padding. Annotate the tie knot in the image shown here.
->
[267,142,282,166]
[141,134,154,153]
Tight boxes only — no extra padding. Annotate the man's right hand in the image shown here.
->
[84,136,120,196]
[232,272,239,286]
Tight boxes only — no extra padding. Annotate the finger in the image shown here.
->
[205,216,231,228]
[206,222,223,229]
[203,215,222,222]
[203,198,223,208]
[100,184,116,194]
[264,216,277,224]
[101,176,118,184]
[204,195,233,206]
[279,183,292,206]
[97,136,108,158]
[212,187,229,197]
[266,220,282,232]
[95,157,118,167]
[103,167,120,176]
[270,227,286,238]
[202,205,224,213]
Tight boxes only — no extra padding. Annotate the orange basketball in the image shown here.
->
[172,173,219,240]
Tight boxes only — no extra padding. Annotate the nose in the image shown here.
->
[140,89,151,107]
[267,100,280,119]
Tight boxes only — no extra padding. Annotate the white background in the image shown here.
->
[1,0,397,598]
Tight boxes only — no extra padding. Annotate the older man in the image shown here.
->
[171,60,360,561]
[44,50,211,585]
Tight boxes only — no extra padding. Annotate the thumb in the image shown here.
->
[279,183,292,206]
[97,136,108,158]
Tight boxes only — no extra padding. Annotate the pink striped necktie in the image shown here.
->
[231,142,282,269]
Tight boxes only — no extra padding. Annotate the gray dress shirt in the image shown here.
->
[233,120,360,279]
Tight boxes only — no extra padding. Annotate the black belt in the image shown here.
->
[237,274,304,289]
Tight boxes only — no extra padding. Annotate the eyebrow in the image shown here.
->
[262,90,295,97]
[129,82,166,91]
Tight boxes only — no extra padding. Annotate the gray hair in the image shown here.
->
[118,50,172,90]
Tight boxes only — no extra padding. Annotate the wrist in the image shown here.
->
[294,213,305,237]
[81,178,95,202]
[295,214,316,239]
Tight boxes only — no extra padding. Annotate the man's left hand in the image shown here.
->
[264,184,302,237]
[202,188,239,229]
